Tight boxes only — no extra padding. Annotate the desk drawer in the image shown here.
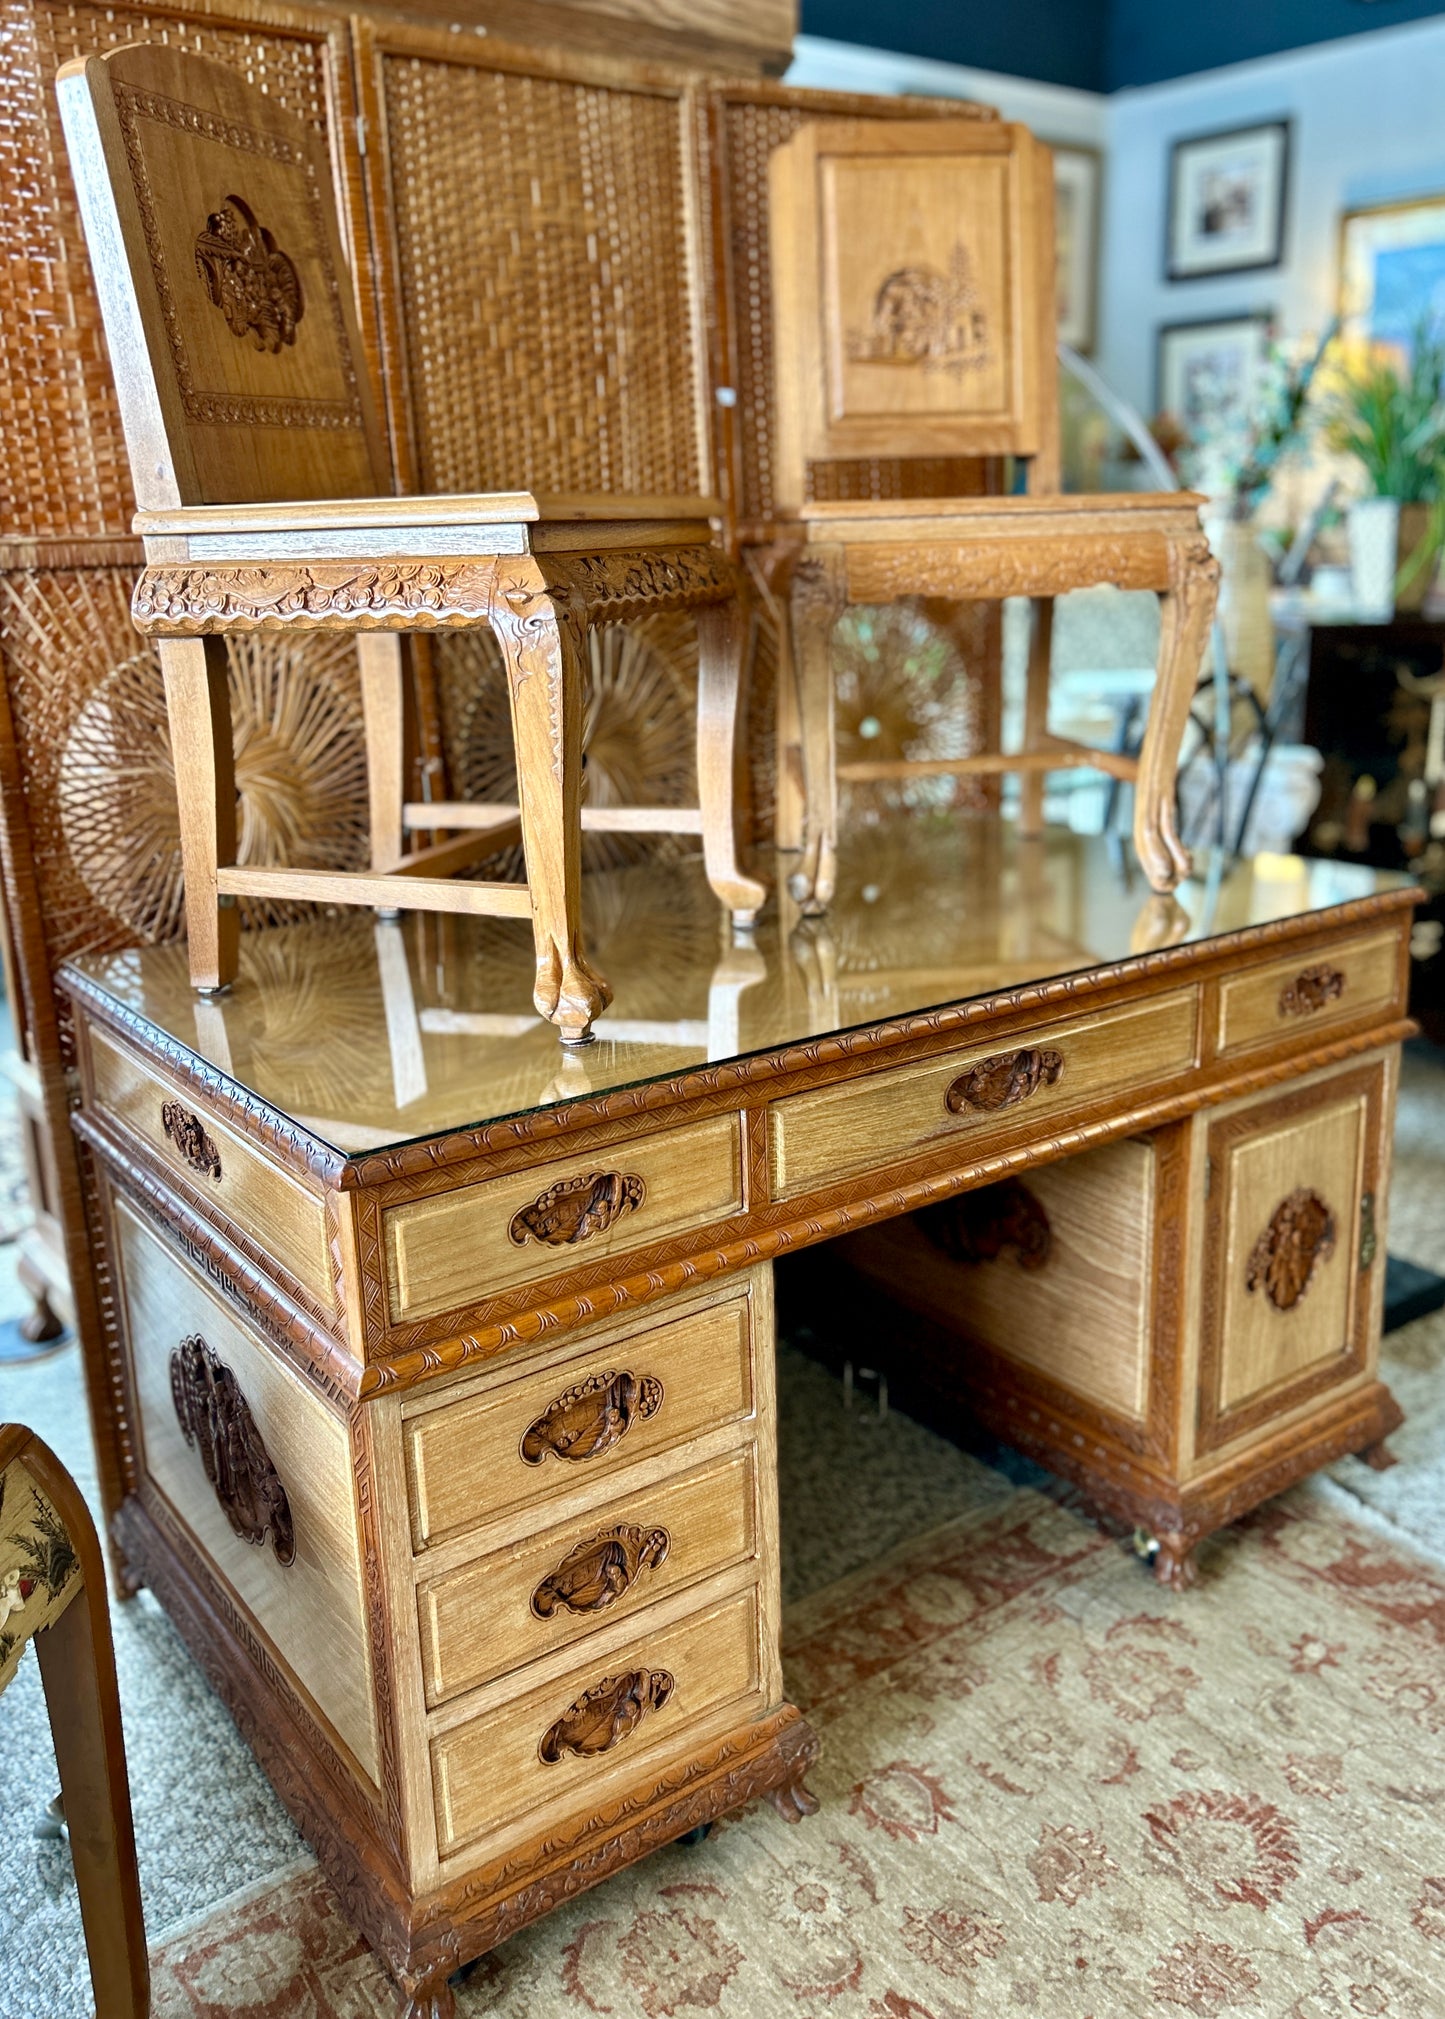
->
[404,1287,756,1550]
[384,1114,743,1324]
[1216,933,1401,1060]
[417,1445,757,1707]
[89,1028,332,1304]
[430,1582,763,1859]
[769,991,1198,1201]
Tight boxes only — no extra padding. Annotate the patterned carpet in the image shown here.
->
[3,1045,1445,2019]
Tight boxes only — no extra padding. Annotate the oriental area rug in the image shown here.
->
[147,1477,1445,2019]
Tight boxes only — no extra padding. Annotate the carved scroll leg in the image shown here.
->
[158,634,239,993]
[1018,596,1055,838]
[696,598,767,926]
[399,1973,458,2019]
[357,633,408,876]
[490,568,611,1044]
[34,1587,149,2019]
[1134,538,1221,893]
[787,551,846,916]
[1149,1532,1200,1592]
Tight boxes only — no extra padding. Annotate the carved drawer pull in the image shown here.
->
[1279,964,1346,1017]
[1245,1188,1336,1312]
[538,1666,675,1764]
[161,1099,222,1181]
[531,1523,671,1619]
[171,1335,295,1565]
[917,1178,1052,1270]
[520,1368,664,1466]
[945,1047,1064,1115]
[508,1169,646,1248]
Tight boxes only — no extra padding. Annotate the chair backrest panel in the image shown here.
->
[56,40,387,509]
[768,118,1056,511]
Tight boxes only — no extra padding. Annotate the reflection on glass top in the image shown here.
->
[69,816,1410,1156]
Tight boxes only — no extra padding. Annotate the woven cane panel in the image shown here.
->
[378,53,702,497]
[0,0,336,541]
[0,567,368,981]
[717,94,991,526]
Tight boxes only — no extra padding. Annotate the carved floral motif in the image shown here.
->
[562,547,734,616]
[917,1178,1051,1269]
[161,1098,223,1181]
[519,1368,664,1466]
[508,1169,646,1248]
[170,1334,295,1564]
[538,1666,675,1763]
[945,1047,1063,1114]
[1278,965,1346,1017]
[132,561,500,634]
[194,194,303,352]
[531,1523,670,1618]
[1246,1189,1337,1312]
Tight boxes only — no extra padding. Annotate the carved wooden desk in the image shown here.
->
[61,819,1416,2016]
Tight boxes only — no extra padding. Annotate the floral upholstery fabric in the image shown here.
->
[0,1460,80,1694]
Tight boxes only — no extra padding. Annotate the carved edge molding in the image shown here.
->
[133,559,504,633]
[508,1170,646,1248]
[171,1334,296,1564]
[1279,964,1346,1017]
[1245,1187,1337,1312]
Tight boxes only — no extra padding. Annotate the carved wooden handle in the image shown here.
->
[520,1368,664,1466]
[1246,1188,1337,1312]
[538,1666,674,1764]
[1278,964,1346,1017]
[160,1099,223,1181]
[170,1335,295,1565]
[945,1047,1064,1115]
[531,1523,671,1619]
[508,1169,646,1247]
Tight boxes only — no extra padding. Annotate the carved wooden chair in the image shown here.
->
[57,41,762,1044]
[0,1424,149,2018]
[764,118,1220,911]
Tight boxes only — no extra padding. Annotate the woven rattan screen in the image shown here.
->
[358,27,708,500]
[696,81,1001,531]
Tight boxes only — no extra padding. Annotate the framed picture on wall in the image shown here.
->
[1165,120,1290,281]
[1052,144,1102,353]
[1157,312,1273,443]
[1340,195,1445,351]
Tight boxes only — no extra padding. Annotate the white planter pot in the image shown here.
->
[1349,497,1401,618]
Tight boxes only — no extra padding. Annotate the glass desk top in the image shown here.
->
[66,816,1413,1158]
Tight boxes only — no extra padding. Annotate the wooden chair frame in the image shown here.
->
[58,40,762,1044]
[759,115,1220,911]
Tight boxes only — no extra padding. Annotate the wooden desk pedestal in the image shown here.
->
[799,1049,1401,1587]
[60,836,1415,2014]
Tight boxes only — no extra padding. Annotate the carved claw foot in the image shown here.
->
[533,944,612,1046]
[1150,1538,1199,1591]
[1358,1439,1399,1472]
[787,829,836,917]
[401,1977,457,2019]
[768,1776,821,1824]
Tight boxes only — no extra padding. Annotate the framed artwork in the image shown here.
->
[1340,195,1445,351]
[1052,144,1101,353]
[1165,120,1290,281]
[1157,313,1273,443]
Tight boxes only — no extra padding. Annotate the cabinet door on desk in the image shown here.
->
[1196,1057,1390,1459]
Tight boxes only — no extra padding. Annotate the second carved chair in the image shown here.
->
[58,40,763,1044]
[764,117,1220,911]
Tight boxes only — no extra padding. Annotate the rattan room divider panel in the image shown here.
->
[0,0,381,1535]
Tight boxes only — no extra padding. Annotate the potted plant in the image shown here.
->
[1319,322,1445,614]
